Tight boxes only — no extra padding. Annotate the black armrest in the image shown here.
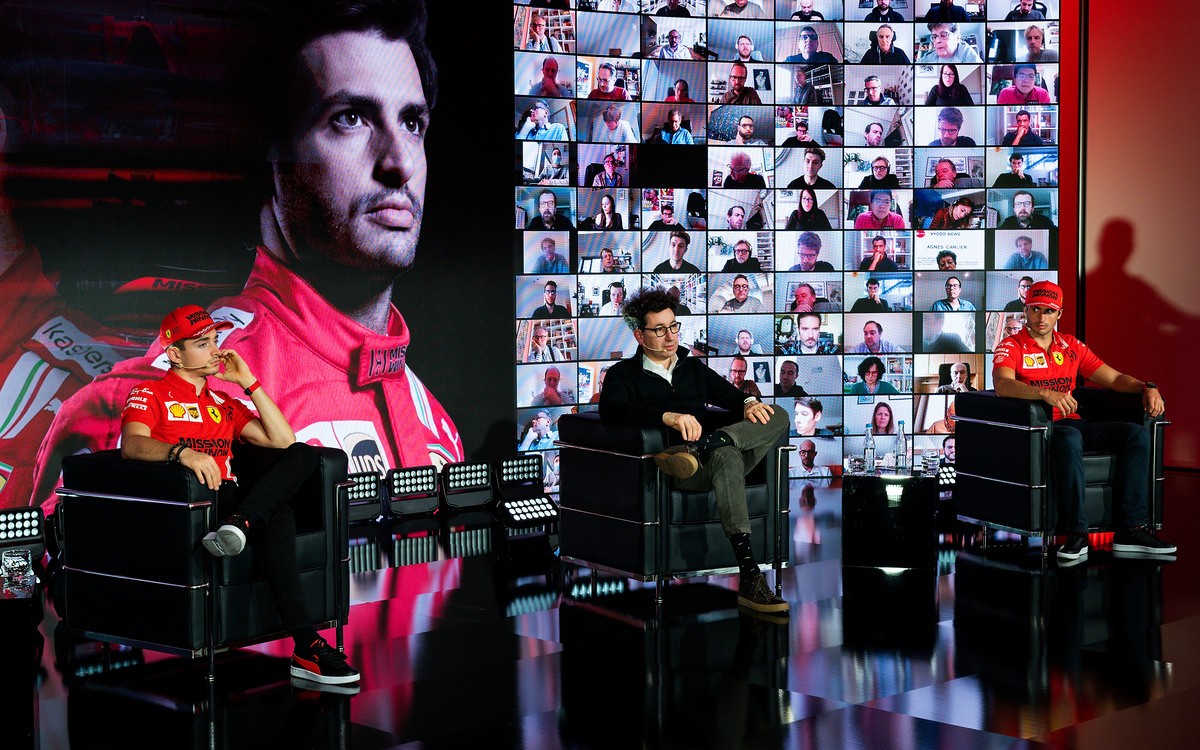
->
[1073,387,1164,429]
[62,449,213,503]
[558,408,741,456]
[954,390,1052,428]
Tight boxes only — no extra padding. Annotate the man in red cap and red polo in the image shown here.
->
[118,304,360,686]
[992,281,1175,562]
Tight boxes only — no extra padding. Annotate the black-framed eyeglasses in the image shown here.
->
[641,321,682,337]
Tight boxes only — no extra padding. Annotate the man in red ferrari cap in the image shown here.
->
[119,304,359,686]
[992,281,1174,562]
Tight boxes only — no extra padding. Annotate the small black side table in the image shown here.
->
[841,472,940,641]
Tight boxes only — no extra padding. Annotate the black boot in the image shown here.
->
[729,533,789,615]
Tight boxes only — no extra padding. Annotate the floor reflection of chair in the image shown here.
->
[954,549,1167,708]
[559,579,789,746]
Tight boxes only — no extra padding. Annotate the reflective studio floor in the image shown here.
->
[21,472,1200,749]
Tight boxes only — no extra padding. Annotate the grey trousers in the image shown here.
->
[672,408,789,536]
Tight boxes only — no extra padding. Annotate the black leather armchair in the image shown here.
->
[555,411,791,600]
[953,389,1166,546]
[56,444,350,680]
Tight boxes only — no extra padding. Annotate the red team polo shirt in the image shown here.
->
[993,329,1104,421]
[121,369,255,481]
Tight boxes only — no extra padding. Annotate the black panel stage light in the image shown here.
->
[494,454,559,531]
[440,461,492,511]
[385,465,440,517]
[344,471,384,523]
[0,507,45,559]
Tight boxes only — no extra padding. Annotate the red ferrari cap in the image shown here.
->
[159,305,233,348]
[1025,280,1063,311]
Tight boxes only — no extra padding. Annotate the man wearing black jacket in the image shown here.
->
[599,288,790,615]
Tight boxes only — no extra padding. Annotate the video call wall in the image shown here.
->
[513,0,1063,481]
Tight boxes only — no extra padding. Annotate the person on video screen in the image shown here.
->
[727,355,748,387]
[865,0,903,22]
[721,240,763,273]
[858,157,901,189]
[588,62,632,101]
[657,0,691,16]
[733,328,764,355]
[527,326,567,362]
[992,280,1174,561]
[724,151,768,188]
[791,0,824,21]
[734,35,764,63]
[532,366,572,406]
[657,29,688,59]
[936,362,976,393]
[851,319,900,353]
[526,15,562,53]
[518,409,559,450]
[719,276,767,313]
[33,0,465,512]
[854,191,906,230]
[527,189,574,230]
[536,147,569,184]
[531,280,571,319]
[993,153,1034,188]
[1024,25,1058,63]
[598,281,626,315]
[660,108,695,144]
[776,360,807,397]
[786,231,833,270]
[936,249,957,270]
[796,439,833,478]
[860,236,901,272]
[786,146,836,190]
[665,79,695,103]
[533,236,569,274]
[928,106,977,146]
[863,122,885,147]
[732,115,767,146]
[850,277,892,312]
[924,63,973,105]
[528,56,573,98]
[518,99,569,141]
[862,26,911,65]
[793,397,833,436]
[1003,276,1034,311]
[1001,109,1045,146]
[999,190,1054,229]
[920,21,980,63]
[1007,0,1045,21]
[784,189,833,231]
[793,313,842,354]
[719,0,767,19]
[726,205,747,230]
[722,62,762,105]
[787,282,818,313]
[599,287,790,615]
[592,153,623,187]
[863,75,896,106]
[595,104,636,144]
[1004,234,1049,269]
[998,65,1051,105]
[924,2,968,24]
[593,194,624,229]
[652,229,701,273]
[850,356,898,395]
[791,68,816,106]
[647,203,680,230]
[784,26,838,64]
[781,118,817,147]
[929,197,974,228]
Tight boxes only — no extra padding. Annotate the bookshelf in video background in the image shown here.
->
[513,0,1062,485]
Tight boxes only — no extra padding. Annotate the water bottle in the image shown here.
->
[863,424,876,474]
[896,420,908,472]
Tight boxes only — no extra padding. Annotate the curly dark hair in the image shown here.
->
[621,287,677,332]
[858,356,885,379]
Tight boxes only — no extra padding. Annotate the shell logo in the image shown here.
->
[1023,355,1035,367]
[169,403,186,419]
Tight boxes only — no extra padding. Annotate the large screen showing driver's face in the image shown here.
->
[514,0,1062,483]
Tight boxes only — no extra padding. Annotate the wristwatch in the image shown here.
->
[1143,382,1158,391]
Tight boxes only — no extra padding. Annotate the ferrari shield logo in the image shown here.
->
[207,406,222,423]
[1052,352,1064,366]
